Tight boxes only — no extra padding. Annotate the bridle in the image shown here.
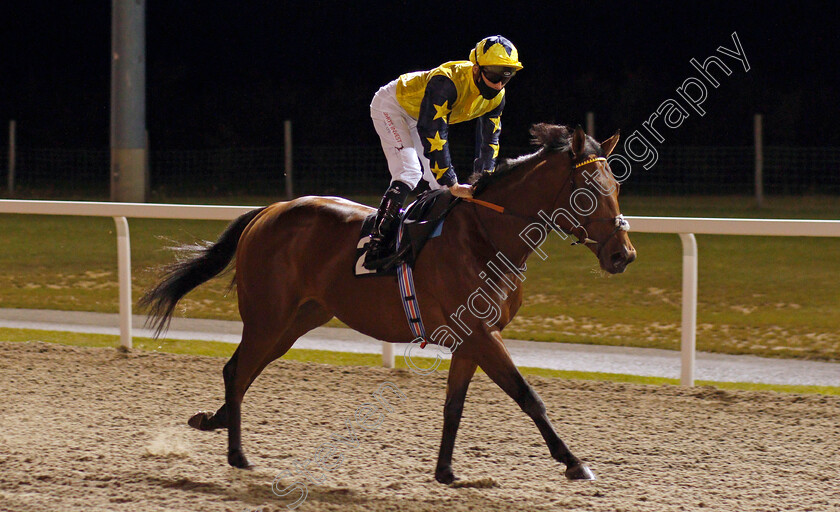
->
[463,155,631,255]
[562,156,631,250]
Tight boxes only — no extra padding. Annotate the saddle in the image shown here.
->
[355,189,458,277]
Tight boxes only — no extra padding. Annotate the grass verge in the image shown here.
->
[1,195,838,360]
[2,327,837,396]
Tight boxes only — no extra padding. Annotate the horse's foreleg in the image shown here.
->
[476,331,595,481]
[435,352,478,484]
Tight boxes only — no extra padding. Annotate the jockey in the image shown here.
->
[365,35,523,270]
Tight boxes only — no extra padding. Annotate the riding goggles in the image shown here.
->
[481,66,516,85]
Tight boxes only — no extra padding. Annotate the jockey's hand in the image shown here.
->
[449,183,474,199]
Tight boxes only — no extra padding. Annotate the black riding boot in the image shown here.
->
[364,181,411,269]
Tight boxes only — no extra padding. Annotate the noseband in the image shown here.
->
[568,213,630,247]
[564,157,630,250]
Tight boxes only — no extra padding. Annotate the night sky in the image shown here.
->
[1,1,837,150]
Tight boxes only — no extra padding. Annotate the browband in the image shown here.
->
[574,157,607,168]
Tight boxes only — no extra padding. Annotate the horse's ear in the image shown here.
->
[572,125,587,158]
[600,130,620,157]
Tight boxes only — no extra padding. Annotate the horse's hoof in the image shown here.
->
[228,450,254,470]
[187,411,215,431]
[565,463,596,481]
[434,466,458,485]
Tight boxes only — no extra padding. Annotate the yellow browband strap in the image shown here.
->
[574,157,607,168]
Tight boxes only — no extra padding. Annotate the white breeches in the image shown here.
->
[370,80,441,190]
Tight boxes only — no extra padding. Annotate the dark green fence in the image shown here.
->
[2,144,839,198]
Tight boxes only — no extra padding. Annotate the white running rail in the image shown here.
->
[2,199,839,386]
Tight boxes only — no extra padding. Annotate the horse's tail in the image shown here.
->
[139,206,268,338]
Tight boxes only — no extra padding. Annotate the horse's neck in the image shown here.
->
[471,155,570,266]
[468,204,532,269]
[481,153,568,208]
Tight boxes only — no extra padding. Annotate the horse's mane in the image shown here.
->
[469,123,575,197]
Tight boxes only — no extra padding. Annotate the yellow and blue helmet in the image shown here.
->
[469,35,523,71]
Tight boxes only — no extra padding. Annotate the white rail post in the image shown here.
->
[114,216,133,349]
[382,342,395,368]
[586,111,595,137]
[679,233,698,386]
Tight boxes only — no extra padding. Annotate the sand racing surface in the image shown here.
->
[1,341,838,511]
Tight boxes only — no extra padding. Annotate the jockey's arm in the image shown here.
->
[417,75,461,190]
[474,95,505,176]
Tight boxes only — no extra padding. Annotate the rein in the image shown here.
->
[461,197,505,214]
[462,156,630,250]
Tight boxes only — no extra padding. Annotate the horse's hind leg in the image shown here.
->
[191,300,332,469]
[224,327,264,469]
[187,323,272,468]
[474,331,595,481]
[187,348,240,432]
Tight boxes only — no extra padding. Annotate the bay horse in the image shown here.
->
[140,124,636,484]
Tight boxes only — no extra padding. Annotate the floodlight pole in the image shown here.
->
[111,0,147,202]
